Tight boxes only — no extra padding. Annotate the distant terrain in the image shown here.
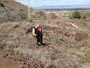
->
[37,5,90,11]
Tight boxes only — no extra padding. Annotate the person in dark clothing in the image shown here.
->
[32,24,43,45]
[35,26,43,45]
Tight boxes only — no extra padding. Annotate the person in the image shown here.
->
[32,24,43,45]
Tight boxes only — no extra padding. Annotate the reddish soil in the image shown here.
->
[0,50,43,68]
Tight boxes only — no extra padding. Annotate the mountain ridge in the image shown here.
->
[36,5,90,10]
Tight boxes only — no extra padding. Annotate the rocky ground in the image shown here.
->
[0,19,90,68]
[0,50,43,68]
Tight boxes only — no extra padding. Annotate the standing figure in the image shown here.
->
[32,24,43,45]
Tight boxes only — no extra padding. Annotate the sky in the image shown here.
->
[16,0,90,7]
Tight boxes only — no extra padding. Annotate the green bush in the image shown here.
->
[81,15,86,19]
[72,11,81,19]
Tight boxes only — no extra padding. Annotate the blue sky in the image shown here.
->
[16,0,90,7]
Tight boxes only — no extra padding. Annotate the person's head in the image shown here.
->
[35,24,39,28]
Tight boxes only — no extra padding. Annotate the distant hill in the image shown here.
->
[37,5,90,11]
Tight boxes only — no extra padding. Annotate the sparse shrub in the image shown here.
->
[0,2,4,7]
[20,9,23,11]
[0,43,6,50]
[49,13,58,19]
[75,32,88,41]
[13,24,19,28]
[33,11,46,19]
[72,11,81,19]
[20,13,27,20]
[56,22,60,25]
[4,1,8,3]
[38,11,45,16]
[81,15,86,19]
[47,64,57,68]
[0,6,18,22]
[19,11,27,20]
[29,19,33,22]
[0,1,5,7]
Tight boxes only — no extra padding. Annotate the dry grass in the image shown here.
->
[0,19,90,68]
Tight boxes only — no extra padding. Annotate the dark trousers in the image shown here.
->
[36,35,43,44]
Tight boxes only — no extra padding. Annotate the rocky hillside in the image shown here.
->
[0,0,47,22]
[0,18,90,68]
[0,0,90,68]
[0,0,28,22]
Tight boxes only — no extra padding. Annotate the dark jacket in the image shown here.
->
[35,27,43,37]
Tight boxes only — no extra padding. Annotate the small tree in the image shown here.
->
[72,11,81,19]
